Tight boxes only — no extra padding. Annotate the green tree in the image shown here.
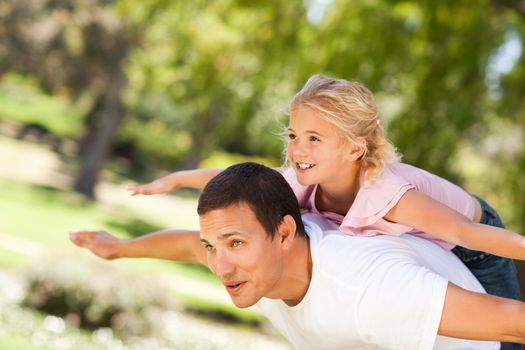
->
[0,0,134,198]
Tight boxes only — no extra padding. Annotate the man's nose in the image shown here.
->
[213,250,235,278]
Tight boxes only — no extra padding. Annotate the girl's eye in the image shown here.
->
[309,136,320,142]
[232,240,243,248]
[287,133,296,140]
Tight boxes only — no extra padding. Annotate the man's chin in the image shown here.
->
[230,296,258,309]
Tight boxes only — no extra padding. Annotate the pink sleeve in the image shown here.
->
[340,166,415,237]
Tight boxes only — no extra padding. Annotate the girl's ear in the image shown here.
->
[348,137,367,161]
[277,215,298,250]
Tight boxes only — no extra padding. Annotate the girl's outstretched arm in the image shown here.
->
[385,189,525,260]
[69,229,207,265]
[127,168,224,196]
[127,167,287,196]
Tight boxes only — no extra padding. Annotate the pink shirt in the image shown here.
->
[283,162,476,250]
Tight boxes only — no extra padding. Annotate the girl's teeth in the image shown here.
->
[298,163,313,169]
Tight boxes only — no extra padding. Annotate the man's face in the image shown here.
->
[199,203,284,308]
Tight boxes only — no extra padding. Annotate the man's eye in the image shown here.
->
[232,240,243,248]
[203,244,214,252]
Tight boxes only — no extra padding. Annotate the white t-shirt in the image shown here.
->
[257,214,499,350]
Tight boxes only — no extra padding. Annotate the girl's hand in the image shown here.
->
[126,177,175,196]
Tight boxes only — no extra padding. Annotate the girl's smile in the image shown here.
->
[297,162,315,170]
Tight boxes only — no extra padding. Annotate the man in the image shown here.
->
[71,162,525,349]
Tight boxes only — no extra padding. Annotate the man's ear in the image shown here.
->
[277,214,298,250]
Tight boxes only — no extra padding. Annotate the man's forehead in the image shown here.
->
[199,204,260,237]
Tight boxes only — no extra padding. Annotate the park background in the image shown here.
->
[0,0,524,349]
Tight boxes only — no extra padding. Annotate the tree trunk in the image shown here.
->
[73,69,125,198]
[77,96,105,157]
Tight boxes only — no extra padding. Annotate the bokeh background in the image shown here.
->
[0,0,524,349]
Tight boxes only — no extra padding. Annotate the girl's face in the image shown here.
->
[286,107,355,187]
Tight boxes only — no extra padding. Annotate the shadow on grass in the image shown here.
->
[179,294,264,330]
[105,218,163,238]
[24,183,94,208]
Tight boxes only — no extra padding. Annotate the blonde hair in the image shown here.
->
[289,74,401,185]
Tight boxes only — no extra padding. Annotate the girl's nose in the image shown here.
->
[289,141,307,158]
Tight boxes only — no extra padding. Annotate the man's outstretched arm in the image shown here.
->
[69,229,207,265]
[439,282,525,343]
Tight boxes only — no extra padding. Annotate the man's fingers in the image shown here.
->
[126,185,140,195]
[69,230,95,246]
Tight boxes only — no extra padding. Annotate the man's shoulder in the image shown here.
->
[303,214,453,282]
[304,215,412,282]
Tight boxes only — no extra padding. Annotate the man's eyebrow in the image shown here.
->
[200,232,243,244]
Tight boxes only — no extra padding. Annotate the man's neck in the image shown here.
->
[271,235,312,307]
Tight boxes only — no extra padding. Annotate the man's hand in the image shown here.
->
[69,229,123,260]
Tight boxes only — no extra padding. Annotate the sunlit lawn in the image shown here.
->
[0,334,50,350]
[0,178,110,249]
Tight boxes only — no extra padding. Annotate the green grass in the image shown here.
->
[0,248,27,269]
[0,179,107,248]
[0,334,50,350]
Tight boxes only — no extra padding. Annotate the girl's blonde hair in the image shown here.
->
[289,74,401,185]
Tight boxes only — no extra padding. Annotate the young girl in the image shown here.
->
[129,75,523,322]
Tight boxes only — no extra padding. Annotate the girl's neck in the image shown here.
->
[315,166,362,216]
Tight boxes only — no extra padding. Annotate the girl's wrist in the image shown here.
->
[165,172,181,191]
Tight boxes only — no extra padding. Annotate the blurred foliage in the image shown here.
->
[0,268,285,349]
[0,74,84,139]
[0,0,523,227]
[23,257,179,337]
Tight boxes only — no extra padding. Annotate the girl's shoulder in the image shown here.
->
[343,163,415,228]
[367,162,416,190]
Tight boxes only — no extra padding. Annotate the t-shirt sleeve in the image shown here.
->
[354,256,448,350]
[340,165,415,236]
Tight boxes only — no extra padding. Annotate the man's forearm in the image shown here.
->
[439,282,525,343]
[121,230,205,264]
[70,229,206,265]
